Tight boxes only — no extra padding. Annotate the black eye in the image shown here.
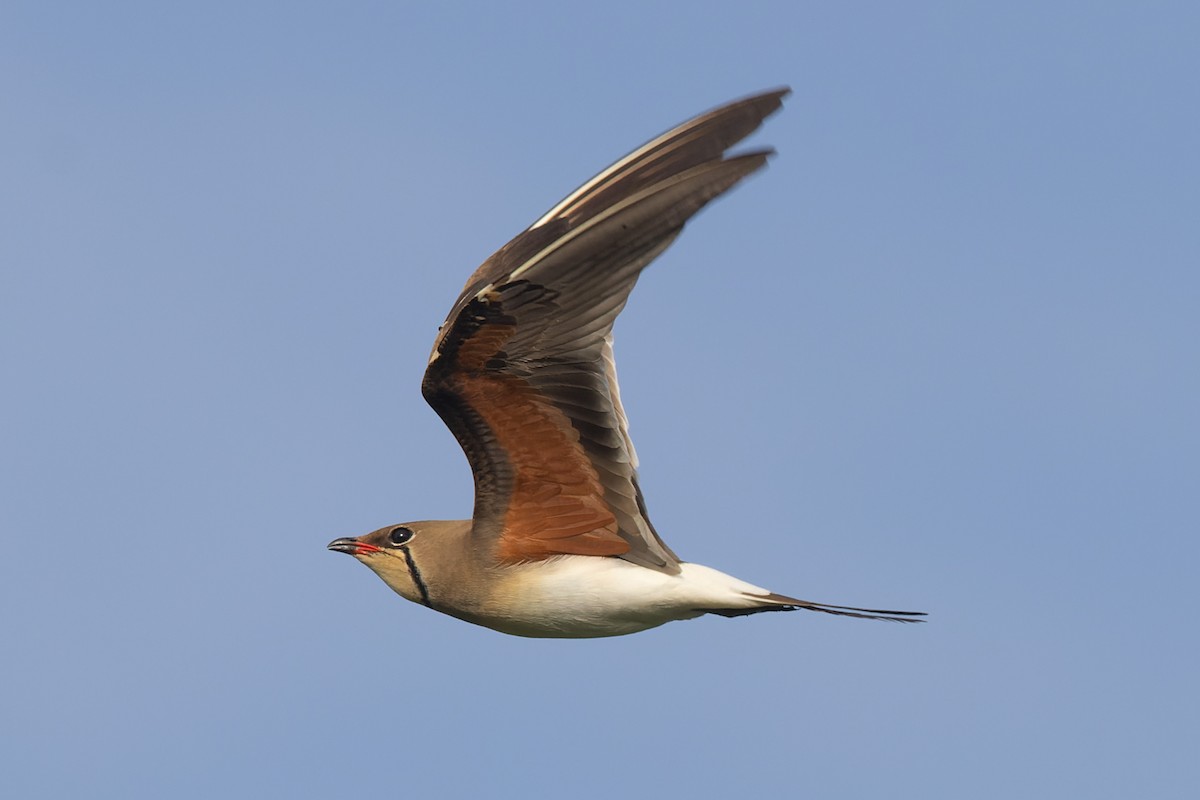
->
[388,526,414,546]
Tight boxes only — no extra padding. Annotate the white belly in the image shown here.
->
[465,556,774,638]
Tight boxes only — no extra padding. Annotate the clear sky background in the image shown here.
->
[3,2,1197,798]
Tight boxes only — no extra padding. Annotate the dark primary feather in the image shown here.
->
[421,89,789,570]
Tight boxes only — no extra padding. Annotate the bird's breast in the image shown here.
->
[446,556,766,639]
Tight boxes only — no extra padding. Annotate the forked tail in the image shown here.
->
[709,592,926,623]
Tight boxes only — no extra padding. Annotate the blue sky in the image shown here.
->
[2,2,1197,797]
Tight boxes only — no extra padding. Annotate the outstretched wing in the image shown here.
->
[421,89,788,571]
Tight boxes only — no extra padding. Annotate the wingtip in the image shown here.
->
[763,85,793,103]
[722,86,791,118]
[740,86,792,114]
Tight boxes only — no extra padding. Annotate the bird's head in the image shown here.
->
[327,520,471,608]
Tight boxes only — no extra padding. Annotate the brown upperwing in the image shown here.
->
[439,289,627,561]
[420,90,787,568]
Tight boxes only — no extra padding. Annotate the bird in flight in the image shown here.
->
[329,88,924,637]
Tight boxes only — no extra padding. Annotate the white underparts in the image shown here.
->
[480,556,783,638]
